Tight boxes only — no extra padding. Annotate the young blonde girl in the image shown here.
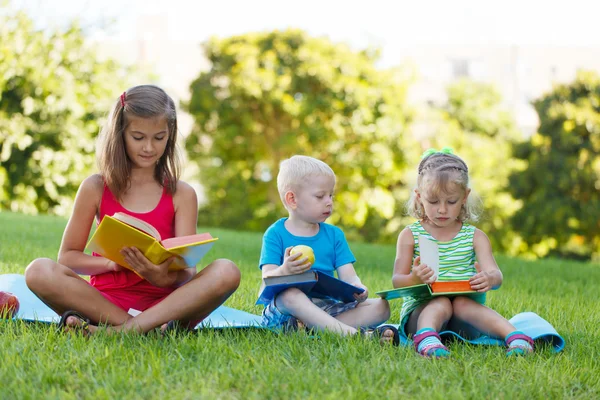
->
[392,148,534,358]
[25,85,240,335]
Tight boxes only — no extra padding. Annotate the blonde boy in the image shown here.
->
[258,155,398,344]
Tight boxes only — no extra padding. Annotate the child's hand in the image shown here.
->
[105,259,124,272]
[411,256,436,284]
[353,282,369,303]
[280,246,312,275]
[120,247,177,288]
[469,261,492,292]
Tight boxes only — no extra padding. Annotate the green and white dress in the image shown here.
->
[399,221,486,333]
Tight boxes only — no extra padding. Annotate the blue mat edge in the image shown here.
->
[1,273,565,351]
[387,311,565,352]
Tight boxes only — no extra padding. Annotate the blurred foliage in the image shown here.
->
[509,71,600,260]
[184,29,413,242]
[423,80,525,254]
[0,4,128,215]
[2,6,597,262]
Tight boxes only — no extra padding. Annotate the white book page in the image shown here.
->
[113,212,161,241]
[419,235,439,281]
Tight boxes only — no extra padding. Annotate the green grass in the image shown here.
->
[1,211,599,399]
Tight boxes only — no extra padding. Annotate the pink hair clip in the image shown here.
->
[120,92,127,107]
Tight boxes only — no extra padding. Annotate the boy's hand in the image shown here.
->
[353,282,369,303]
[280,246,312,275]
[469,261,492,292]
[411,256,436,284]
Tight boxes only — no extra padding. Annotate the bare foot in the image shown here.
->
[363,325,400,346]
[160,320,196,336]
[59,312,96,336]
[374,327,396,345]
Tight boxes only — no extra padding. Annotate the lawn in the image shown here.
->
[0,211,599,399]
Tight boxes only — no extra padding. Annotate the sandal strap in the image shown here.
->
[413,330,442,350]
[374,325,400,346]
[506,333,534,347]
[418,343,449,357]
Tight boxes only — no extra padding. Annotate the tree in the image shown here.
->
[404,80,524,253]
[509,71,600,260]
[436,80,525,254]
[184,30,412,241]
[0,5,128,215]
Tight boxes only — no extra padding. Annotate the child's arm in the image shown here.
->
[123,182,199,288]
[470,229,503,292]
[262,246,310,278]
[169,181,200,286]
[337,263,368,302]
[58,175,121,275]
[392,227,435,287]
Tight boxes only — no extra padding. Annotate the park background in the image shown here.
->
[2,0,600,261]
[2,1,600,399]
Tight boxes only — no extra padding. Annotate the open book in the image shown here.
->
[86,213,218,272]
[377,235,477,300]
[376,280,476,300]
[256,270,365,306]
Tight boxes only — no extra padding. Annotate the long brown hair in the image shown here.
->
[97,85,181,199]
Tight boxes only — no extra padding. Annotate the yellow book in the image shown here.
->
[86,213,218,272]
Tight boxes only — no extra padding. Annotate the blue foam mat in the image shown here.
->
[0,274,263,329]
[387,312,565,352]
[1,273,565,351]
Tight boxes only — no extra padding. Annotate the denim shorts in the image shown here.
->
[262,296,359,331]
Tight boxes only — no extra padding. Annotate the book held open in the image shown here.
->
[86,213,218,272]
[419,235,439,280]
[256,270,365,306]
[376,281,476,300]
[376,234,477,300]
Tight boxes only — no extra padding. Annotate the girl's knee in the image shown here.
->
[210,259,241,289]
[451,296,476,317]
[427,296,453,318]
[24,258,56,289]
[430,296,452,309]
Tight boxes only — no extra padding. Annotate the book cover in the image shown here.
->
[86,215,218,272]
[376,284,432,300]
[376,280,476,300]
[309,271,365,303]
[429,280,475,295]
[256,270,319,306]
[375,235,477,300]
[256,270,365,306]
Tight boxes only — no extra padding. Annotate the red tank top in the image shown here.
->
[90,183,176,296]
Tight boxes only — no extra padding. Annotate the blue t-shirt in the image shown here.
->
[259,218,356,276]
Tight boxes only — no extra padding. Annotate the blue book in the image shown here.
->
[256,270,364,306]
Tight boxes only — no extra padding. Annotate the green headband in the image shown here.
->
[421,147,455,159]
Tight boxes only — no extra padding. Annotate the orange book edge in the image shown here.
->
[430,280,475,294]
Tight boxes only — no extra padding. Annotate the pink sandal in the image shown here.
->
[413,330,450,358]
[506,333,534,356]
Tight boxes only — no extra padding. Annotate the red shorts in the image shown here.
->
[89,270,174,313]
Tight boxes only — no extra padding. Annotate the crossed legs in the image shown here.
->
[274,288,392,340]
[24,257,241,334]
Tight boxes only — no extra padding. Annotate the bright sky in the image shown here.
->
[12,0,600,67]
